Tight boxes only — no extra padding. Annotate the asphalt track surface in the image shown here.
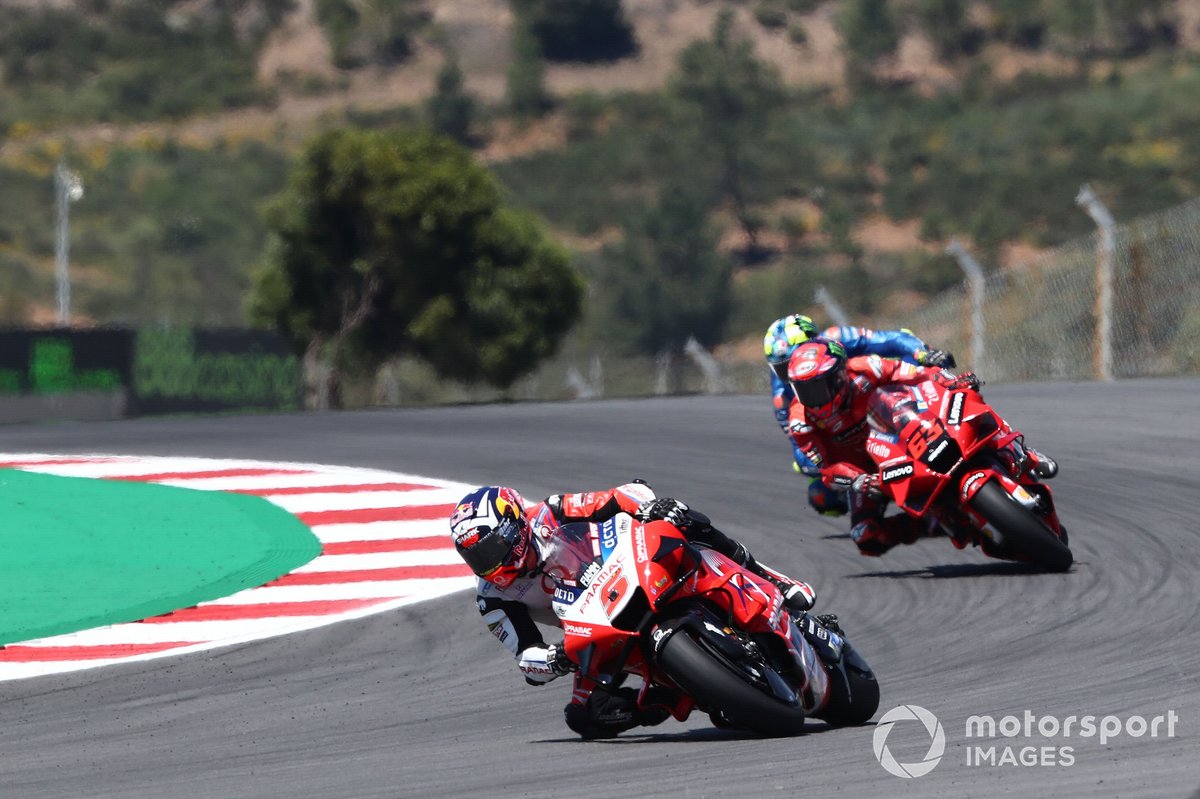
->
[1,379,1197,798]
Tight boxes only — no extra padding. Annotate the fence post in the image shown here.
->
[814,285,849,327]
[1076,184,1116,381]
[684,336,723,394]
[945,239,985,369]
[564,366,598,400]
[54,161,84,327]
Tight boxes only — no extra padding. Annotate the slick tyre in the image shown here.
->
[970,480,1073,572]
[657,631,807,736]
[819,658,880,727]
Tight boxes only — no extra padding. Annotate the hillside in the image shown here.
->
[12,1,1200,161]
[2,0,1199,346]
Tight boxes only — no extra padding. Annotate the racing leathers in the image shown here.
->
[474,482,816,738]
[771,326,936,516]
[787,355,964,556]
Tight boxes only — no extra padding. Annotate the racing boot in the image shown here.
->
[1000,439,1058,480]
[741,551,816,612]
[815,613,843,635]
[807,474,849,517]
[1027,448,1058,480]
[849,515,930,557]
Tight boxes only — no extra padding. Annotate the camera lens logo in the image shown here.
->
[873,704,946,778]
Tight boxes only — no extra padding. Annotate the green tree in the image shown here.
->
[425,54,476,143]
[601,186,732,367]
[250,129,582,404]
[915,0,976,62]
[315,0,428,69]
[839,0,900,85]
[507,18,553,118]
[511,0,637,62]
[1044,0,1176,56]
[671,10,785,257]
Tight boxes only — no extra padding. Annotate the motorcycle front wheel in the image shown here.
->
[969,480,1073,572]
[657,630,807,736]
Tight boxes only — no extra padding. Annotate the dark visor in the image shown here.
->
[792,369,844,408]
[459,516,523,577]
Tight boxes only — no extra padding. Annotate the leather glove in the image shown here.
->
[949,371,982,392]
[635,498,690,528]
[917,349,957,369]
[852,473,885,499]
[546,643,575,676]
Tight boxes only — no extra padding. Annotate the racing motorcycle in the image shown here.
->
[543,512,879,736]
[863,379,1072,571]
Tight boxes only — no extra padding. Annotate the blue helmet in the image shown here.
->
[764,314,818,380]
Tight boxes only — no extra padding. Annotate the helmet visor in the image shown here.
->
[459,516,524,578]
[792,369,845,409]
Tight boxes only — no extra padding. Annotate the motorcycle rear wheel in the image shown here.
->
[657,630,807,736]
[969,480,1072,571]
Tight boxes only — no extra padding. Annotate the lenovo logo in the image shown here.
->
[882,463,915,482]
[947,392,965,425]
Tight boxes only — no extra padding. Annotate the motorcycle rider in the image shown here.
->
[785,339,1058,556]
[449,482,818,738]
[763,314,957,517]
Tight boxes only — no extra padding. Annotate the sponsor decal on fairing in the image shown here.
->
[907,386,929,412]
[554,585,582,605]
[867,439,894,459]
[580,562,601,587]
[960,470,989,500]
[921,380,940,407]
[927,438,950,463]
[947,391,966,426]
[598,518,619,558]
[882,462,915,483]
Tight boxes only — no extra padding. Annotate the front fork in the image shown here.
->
[784,615,832,714]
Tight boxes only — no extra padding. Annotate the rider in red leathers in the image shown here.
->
[763,314,956,517]
[785,339,1058,557]
[449,482,818,738]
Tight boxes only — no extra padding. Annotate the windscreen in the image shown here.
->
[538,522,599,585]
[867,384,925,434]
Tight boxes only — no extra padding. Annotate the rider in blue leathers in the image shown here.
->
[764,315,957,517]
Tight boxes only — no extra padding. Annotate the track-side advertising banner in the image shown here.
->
[0,327,300,415]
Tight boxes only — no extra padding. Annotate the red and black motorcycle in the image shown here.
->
[863,379,1072,571]
[543,511,879,736]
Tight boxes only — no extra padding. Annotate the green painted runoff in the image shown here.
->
[0,469,321,647]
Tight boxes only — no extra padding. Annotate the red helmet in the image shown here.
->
[449,486,538,588]
[787,339,850,419]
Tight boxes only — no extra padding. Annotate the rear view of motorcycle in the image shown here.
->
[864,381,1072,571]
[544,513,880,737]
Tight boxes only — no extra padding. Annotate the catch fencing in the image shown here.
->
[358,195,1200,407]
[873,197,1200,382]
